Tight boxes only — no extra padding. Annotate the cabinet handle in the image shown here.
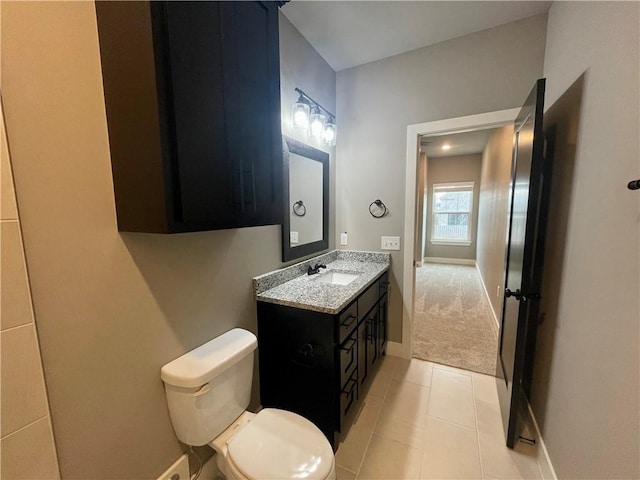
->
[342,378,357,395]
[340,314,356,328]
[340,338,356,352]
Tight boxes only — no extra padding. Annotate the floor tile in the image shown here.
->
[432,362,472,376]
[374,414,426,449]
[352,398,381,432]
[478,429,542,480]
[472,372,500,405]
[335,401,381,474]
[336,466,357,480]
[335,423,373,474]
[357,434,422,479]
[427,368,475,428]
[377,380,430,428]
[377,355,400,376]
[420,416,481,479]
[365,368,394,401]
[475,399,505,438]
[394,358,433,387]
[338,356,549,480]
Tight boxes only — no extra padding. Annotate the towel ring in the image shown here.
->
[292,200,306,217]
[369,199,388,218]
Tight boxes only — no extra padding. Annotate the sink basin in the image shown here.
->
[314,270,361,286]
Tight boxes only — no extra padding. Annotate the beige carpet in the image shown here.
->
[413,263,498,375]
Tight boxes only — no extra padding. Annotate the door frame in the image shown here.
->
[393,108,521,359]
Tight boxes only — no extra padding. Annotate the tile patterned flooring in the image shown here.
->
[334,356,546,480]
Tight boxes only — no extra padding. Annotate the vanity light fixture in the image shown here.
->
[291,93,311,134]
[441,144,451,151]
[292,88,337,146]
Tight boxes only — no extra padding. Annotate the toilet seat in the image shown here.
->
[226,408,335,480]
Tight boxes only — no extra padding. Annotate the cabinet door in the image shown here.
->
[219,1,283,228]
[154,2,232,228]
[153,1,282,230]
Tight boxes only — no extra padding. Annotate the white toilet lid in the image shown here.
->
[227,408,334,480]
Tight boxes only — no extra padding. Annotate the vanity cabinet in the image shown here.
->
[257,271,389,448]
[96,1,283,233]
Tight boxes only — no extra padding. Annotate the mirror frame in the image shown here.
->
[282,136,329,262]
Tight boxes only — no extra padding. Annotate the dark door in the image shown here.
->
[497,78,553,448]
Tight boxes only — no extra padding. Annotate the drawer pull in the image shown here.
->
[340,314,356,328]
[340,338,356,352]
[342,378,357,395]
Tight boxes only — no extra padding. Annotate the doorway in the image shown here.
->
[399,108,520,363]
[411,126,513,375]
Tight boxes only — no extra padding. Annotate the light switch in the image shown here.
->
[340,232,348,246]
[381,236,400,250]
[290,231,299,244]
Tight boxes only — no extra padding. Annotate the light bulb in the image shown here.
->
[293,106,309,127]
[310,109,326,139]
[323,121,336,146]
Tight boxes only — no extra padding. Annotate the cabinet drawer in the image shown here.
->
[339,368,358,431]
[358,280,379,320]
[338,302,358,344]
[339,331,358,388]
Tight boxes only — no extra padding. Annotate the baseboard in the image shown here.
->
[424,257,476,266]
[527,401,558,480]
[386,341,407,358]
[475,264,500,331]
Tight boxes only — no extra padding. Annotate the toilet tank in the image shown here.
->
[161,328,257,446]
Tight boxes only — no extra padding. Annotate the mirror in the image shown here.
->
[282,136,329,262]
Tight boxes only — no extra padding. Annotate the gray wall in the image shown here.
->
[531,2,640,478]
[476,126,514,322]
[424,154,482,261]
[1,3,335,479]
[336,14,547,341]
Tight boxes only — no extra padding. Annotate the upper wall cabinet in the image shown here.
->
[96,1,283,233]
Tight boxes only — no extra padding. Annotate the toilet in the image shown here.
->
[161,328,336,480]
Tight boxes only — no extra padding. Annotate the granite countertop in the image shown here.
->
[253,250,390,314]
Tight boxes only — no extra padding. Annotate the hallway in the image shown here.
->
[413,263,498,375]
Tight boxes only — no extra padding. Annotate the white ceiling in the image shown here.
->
[281,1,551,71]
[421,128,496,158]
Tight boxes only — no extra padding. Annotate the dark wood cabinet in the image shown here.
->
[96,1,282,233]
[257,271,389,449]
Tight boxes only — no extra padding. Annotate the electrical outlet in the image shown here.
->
[157,454,189,480]
[381,236,400,251]
[290,231,299,244]
[340,232,348,246]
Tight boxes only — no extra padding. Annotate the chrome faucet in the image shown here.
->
[307,263,327,275]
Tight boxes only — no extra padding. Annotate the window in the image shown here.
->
[431,182,474,245]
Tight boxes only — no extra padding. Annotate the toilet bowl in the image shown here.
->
[161,328,335,480]
[210,410,335,480]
